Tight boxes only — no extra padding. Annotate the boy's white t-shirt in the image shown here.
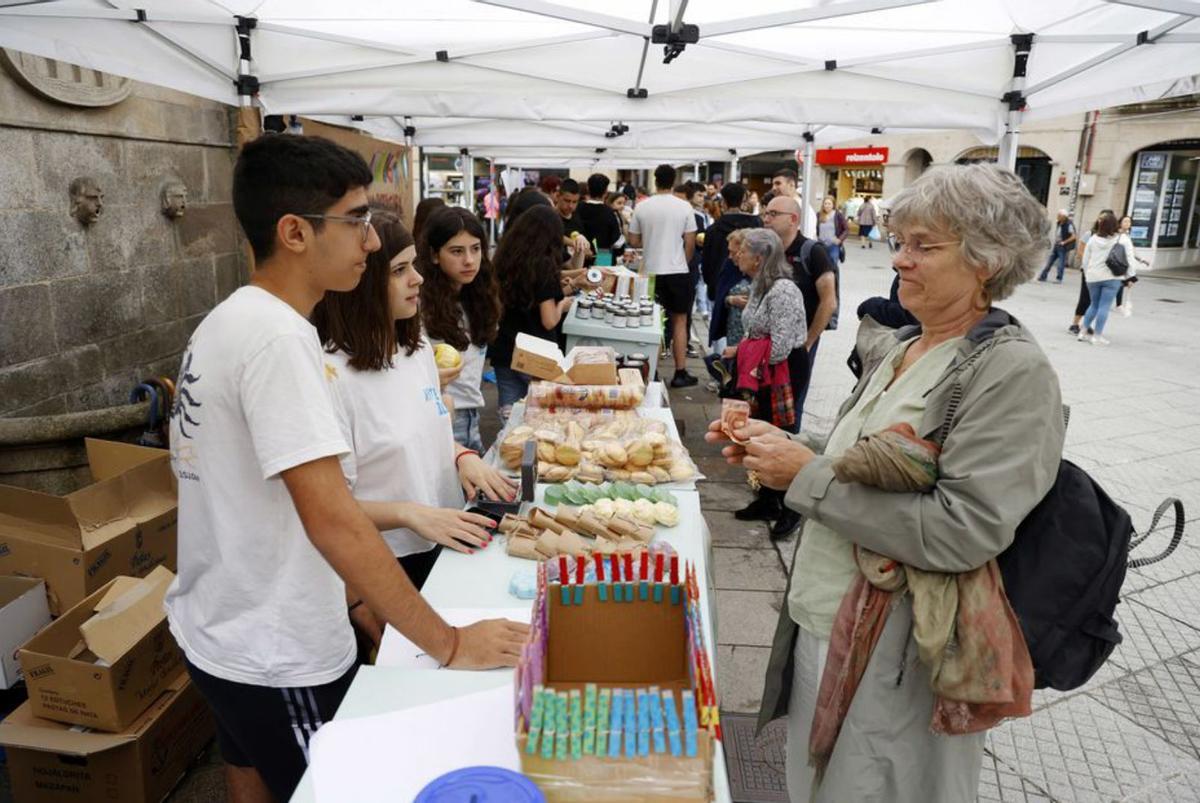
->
[628,193,697,276]
[328,340,463,557]
[164,286,355,688]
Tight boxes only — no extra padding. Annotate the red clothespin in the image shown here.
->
[654,552,665,583]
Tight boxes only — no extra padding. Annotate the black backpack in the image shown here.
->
[937,350,1184,691]
[1106,241,1130,276]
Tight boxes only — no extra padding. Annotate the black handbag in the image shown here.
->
[1106,242,1130,276]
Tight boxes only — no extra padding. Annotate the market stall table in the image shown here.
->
[291,400,730,802]
[562,299,662,380]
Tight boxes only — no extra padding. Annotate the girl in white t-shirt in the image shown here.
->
[416,207,503,454]
[312,210,516,594]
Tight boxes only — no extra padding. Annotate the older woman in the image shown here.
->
[729,228,810,539]
[708,164,1064,802]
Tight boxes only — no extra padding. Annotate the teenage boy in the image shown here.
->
[166,134,527,803]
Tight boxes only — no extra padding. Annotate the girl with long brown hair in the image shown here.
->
[313,210,514,594]
[417,207,502,453]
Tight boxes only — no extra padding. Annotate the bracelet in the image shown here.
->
[348,599,364,612]
[455,449,479,469]
[441,626,460,668]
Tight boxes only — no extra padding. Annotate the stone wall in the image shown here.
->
[0,55,247,418]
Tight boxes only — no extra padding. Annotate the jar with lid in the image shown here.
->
[575,298,592,319]
[625,358,649,385]
[640,304,654,327]
[604,303,616,325]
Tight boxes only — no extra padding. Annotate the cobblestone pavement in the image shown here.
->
[679,245,1200,802]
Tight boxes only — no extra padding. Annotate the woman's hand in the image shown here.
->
[704,418,784,463]
[742,435,815,490]
[438,363,463,390]
[406,504,496,553]
[726,295,748,309]
[458,453,518,502]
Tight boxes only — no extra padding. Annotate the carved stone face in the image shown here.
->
[161,182,188,219]
[69,177,103,225]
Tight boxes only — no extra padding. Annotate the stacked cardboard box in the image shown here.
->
[0,439,178,616]
[0,569,213,803]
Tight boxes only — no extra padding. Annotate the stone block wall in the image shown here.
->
[0,60,247,418]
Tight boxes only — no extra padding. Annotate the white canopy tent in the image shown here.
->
[2,0,1198,179]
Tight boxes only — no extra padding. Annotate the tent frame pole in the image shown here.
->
[801,131,816,238]
[997,33,1032,172]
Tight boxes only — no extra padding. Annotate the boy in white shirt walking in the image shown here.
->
[165,134,527,803]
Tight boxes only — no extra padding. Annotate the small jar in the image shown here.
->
[576,298,591,319]
[604,304,616,325]
[626,358,649,385]
[641,304,654,327]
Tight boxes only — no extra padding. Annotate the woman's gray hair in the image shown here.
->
[888,163,1051,302]
[740,228,792,296]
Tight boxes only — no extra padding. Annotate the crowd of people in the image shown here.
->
[163,130,1117,803]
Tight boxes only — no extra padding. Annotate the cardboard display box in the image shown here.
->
[0,438,178,615]
[19,569,182,732]
[511,333,618,385]
[0,576,52,689]
[0,672,214,803]
[513,560,716,802]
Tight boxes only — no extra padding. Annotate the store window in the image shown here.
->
[1126,143,1200,250]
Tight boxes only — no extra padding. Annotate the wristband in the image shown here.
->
[455,449,479,469]
[441,626,460,667]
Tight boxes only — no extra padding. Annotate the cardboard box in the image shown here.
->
[0,576,52,689]
[19,569,182,732]
[0,439,178,615]
[511,333,618,385]
[0,672,214,803]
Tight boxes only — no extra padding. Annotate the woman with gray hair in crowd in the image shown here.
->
[730,228,810,538]
[709,163,1064,802]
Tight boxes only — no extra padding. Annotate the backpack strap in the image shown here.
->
[1128,498,1186,569]
[797,238,817,278]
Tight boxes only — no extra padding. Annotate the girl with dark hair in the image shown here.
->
[489,204,574,423]
[313,210,514,593]
[418,207,502,453]
[1077,211,1136,345]
[1069,209,1113,335]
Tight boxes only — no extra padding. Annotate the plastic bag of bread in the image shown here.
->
[527,381,644,410]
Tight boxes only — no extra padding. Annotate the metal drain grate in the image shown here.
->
[722,712,790,802]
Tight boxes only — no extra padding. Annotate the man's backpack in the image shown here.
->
[790,238,838,331]
[937,354,1185,691]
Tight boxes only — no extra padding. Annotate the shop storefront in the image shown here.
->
[817,147,888,209]
[1126,141,1200,269]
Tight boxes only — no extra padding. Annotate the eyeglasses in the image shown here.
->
[762,210,794,220]
[888,235,960,259]
[296,210,373,244]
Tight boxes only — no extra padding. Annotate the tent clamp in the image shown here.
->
[651,23,699,64]
[802,131,815,143]
[404,124,416,137]
[133,9,147,22]
[871,127,883,134]
[627,88,648,99]
[1136,30,1149,45]
[351,115,364,121]
[437,51,450,62]
[235,74,260,96]
[825,60,837,71]
[235,16,257,62]
[595,148,607,153]
[1001,90,1026,111]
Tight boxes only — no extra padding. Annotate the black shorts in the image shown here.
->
[859,224,874,238]
[655,272,695,315]
[184,657,359,802]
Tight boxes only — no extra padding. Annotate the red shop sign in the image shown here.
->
[816,147,889,167]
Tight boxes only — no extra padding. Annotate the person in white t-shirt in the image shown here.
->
[165,135,527,803]
[628,163,699,388]
[417,207,502,453]
[312,210,516,591]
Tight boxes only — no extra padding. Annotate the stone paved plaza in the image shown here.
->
[672,245,1200,802]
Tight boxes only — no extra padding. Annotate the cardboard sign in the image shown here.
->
[19,573,183,732]
[0,439,177,615]
[0,673,213,803]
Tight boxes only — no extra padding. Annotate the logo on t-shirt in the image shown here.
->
[423,386,449,416]
[170,346,203,482]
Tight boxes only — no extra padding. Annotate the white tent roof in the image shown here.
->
[2,0,1198,154]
